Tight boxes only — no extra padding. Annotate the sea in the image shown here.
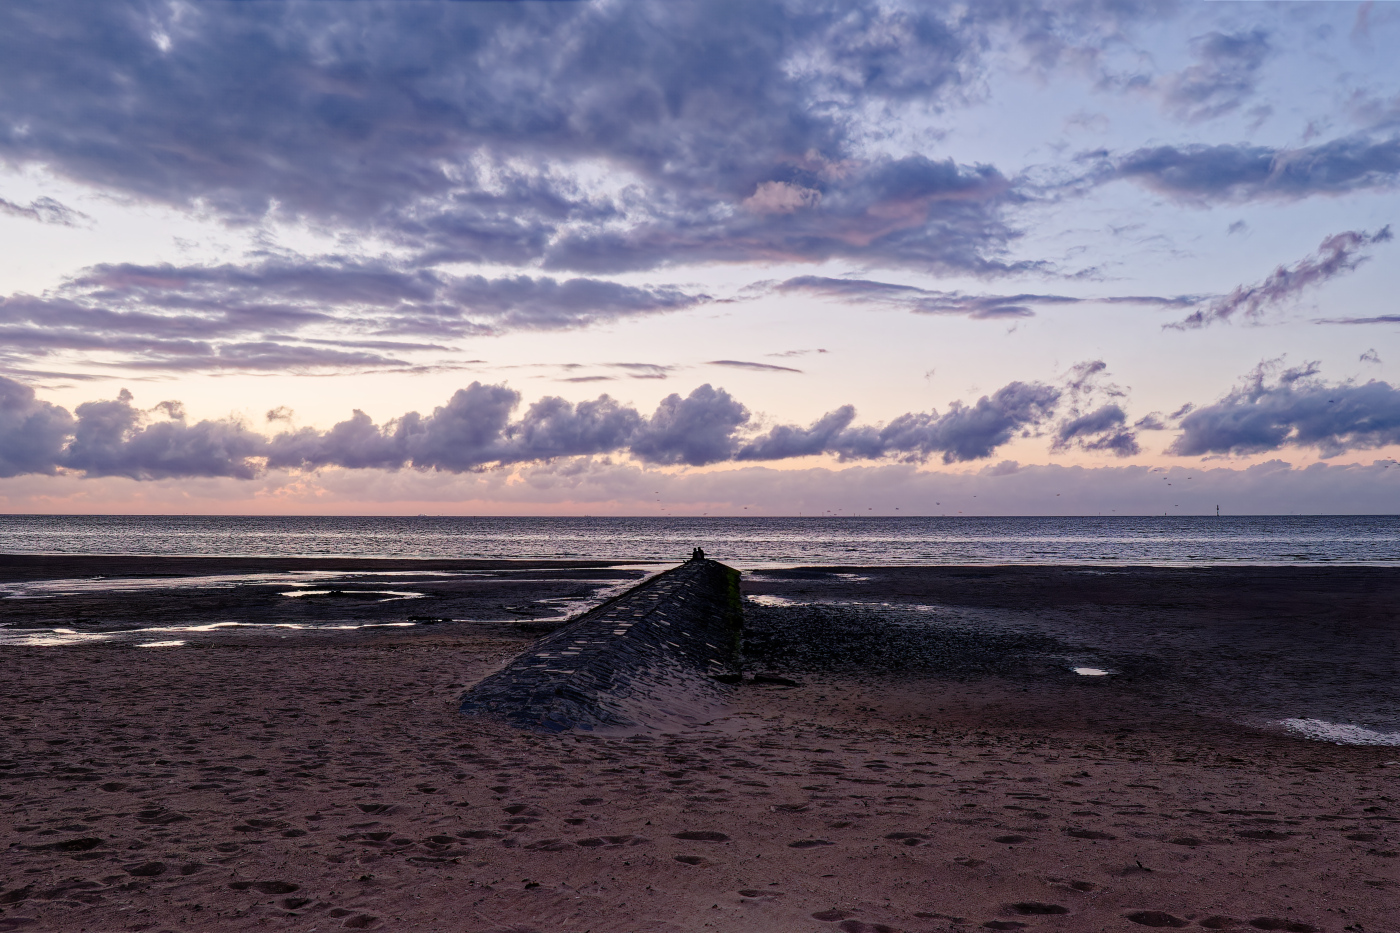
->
[0,513,1397,566]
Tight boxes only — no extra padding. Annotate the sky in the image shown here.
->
[2,0,1400,515]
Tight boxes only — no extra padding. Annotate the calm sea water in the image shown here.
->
[0,514,1396,565]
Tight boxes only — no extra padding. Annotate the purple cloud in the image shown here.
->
[1172,228,1392,329]
[1108,136,1400,202]
[0,259,708,372]
[1170,362,1400,458]
[1159,29,1271,123]
[778,276,1194,320]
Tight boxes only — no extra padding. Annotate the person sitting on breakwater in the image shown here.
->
[691,547,705,561]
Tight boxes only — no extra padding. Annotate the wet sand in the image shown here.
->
[2,562,1398,932]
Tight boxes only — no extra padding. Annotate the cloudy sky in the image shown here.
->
[2,0,1400,515]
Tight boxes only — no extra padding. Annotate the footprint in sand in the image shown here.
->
[812,909,853,921]
[1125,911,1189,928]
[983,922,1027,931]
[1248,919,1318,932]
[577,798,605,805]
[837,922,895,933]
[884,832,928,846]
[124,862,165,877]
[952,857,985,868]
[46,837,103,853]
[738,889,783,898]
[1167,836,1204,847]
[673,855,706,865]
[1065,828,1115,840]
[229,881,301,895]
[1198,918,1243,929]
[993,835,1027,844]
[1010,902,1068,915]
[673,831,729,842]
[134,809,188,826]
[342,915,380,929]
[522,839,574,852]
[576,835,647,848]
[788,839,835,848]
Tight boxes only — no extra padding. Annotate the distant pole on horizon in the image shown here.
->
[1216,504,1220,517]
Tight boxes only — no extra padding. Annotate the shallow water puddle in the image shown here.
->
[1279,717,1400,746]
[0,619,419,647]
[746,594,801,607]
[280,589,425,600]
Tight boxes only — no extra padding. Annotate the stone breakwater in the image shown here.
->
[459,558,743,733]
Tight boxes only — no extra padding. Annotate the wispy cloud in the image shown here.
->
[0,195,86,226]
[707,360,803,373]
[777,276,1195,320]
[1103,136,1400,203]
[0,259,709,373]
[1159,29,1271,124]
[1171,228,1392,329]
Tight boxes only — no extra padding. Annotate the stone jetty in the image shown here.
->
[459,556,743,733]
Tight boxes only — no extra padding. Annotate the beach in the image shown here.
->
[2,560,1398,932]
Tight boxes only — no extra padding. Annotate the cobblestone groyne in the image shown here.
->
[459,557,743,733]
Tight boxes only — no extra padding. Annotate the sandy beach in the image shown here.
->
[2,561,1398,932]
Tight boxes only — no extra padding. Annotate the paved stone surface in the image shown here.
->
[458,558,743,733]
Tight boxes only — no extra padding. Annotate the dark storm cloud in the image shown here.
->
[0,375,74,477]
[1170,362,1400,458]
[1107,135,1400,202]
[1171,228,1392,329]
[0,1,1180,276]
[1159,29,1270,123]
[0,259,706,371]
[777,276,1193,319]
